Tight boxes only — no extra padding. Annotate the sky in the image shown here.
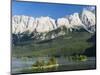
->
[12,0,96,19]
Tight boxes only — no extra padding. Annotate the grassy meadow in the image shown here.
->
[12,31,95,57]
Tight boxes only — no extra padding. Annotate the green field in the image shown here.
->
[12,31,95,57]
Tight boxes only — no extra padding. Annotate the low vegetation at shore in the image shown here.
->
[67,55,87,62]
[32,57,58,68]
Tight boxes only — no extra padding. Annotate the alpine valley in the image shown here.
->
[11,7,96,74]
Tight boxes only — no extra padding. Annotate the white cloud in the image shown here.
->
[84,6,95,11]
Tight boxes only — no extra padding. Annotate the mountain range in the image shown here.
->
[12,9,96,43]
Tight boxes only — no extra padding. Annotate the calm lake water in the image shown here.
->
[11,57,96,74]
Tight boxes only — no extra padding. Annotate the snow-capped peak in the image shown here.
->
[35,16,56,33]
[57,18,70,28]
[81,9,96,33]
[69,13,83,28]
[12,9,96,39]
[12,16,57,34]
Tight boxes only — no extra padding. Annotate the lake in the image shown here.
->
[11,57,96,74]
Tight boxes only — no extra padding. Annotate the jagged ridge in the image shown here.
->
[12,9,96,44]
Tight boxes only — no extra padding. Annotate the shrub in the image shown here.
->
[68,55,87,62]
[48,57,57,65]
[32,59,45,67]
